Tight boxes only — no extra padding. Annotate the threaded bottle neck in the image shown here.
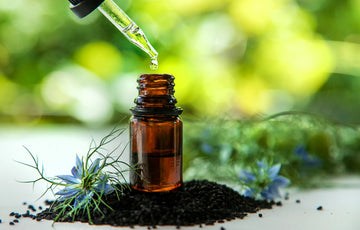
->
[131,74,182,116]
[137,74,175,97]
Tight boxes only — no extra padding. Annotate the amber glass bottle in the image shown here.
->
[130,74,183,192]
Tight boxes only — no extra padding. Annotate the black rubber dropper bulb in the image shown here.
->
[68,0,105,18]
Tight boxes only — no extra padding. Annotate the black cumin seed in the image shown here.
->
[296,200,301,203]
[276,201,282,206]
[317,206,323,211]
[284,193,289,200]
[28,205,36,212]
[258,213,263,218]
[13,220,19,223]
[9,222,15,225]
[221,227,226,230]
[31,180,275,227]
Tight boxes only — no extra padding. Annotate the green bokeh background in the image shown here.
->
[0,0,360,125]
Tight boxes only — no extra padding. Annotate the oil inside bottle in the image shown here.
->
[130,152,182,192]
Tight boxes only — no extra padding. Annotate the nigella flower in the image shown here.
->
[295,146,322,167]
[200,143,214,154]
[200,127,214,154]
[55,155,114,208]
[239,159,290,200]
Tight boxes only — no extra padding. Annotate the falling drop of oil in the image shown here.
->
[150,57,158,70]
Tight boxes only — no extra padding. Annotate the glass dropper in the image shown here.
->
[68,0,158,70]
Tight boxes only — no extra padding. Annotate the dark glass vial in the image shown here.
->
[130,74,183,192]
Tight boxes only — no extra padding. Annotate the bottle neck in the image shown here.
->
[131,74,182,116]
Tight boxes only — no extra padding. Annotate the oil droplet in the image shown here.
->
[150,57,158,70]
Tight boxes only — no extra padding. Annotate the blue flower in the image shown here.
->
[55,155,114,208]
[239,159,290,200]
[295,146,322,167]
[200,143,214,154]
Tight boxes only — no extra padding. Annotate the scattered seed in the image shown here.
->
[284,192,289,200]
[220,227,226,230]
[0,219,2,223]
[38,206,43,210]
[258,213,263,217]
[9,222,15,225]
[317,206,323,211]
[9,212,15,216]
[296,200,301,203]
[276,201,282,206]
[23,202,27,205]
[28,205,36,212]
[13,220,19,223]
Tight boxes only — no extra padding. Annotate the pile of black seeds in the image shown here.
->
[33,180,274,227]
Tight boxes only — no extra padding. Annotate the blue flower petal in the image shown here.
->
[239,170,256,183]
[75,155,83,176]
[260,190,271,200]
[76,155,82,168]
[73,199,79,208]
[104,184,114,194]
[201,143,214,154]
[270,184,281,198]
[268,164,281,179]
[261,184,281,200]
[76,193,87,202]
[257,159,268,170]
[295,146,306,157]
[71,166,81,179]
[244,189,256,198]
[89,158,101,173]
[73,193,85,208]
[272,176,290,188]
[99,174,106,181]
[56,175,81,185]
[95,182,114,194]
[73,191,94,208]
[305,157,322,167]
[55,187,81,198]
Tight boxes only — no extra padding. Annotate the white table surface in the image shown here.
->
[0,125,359,230]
